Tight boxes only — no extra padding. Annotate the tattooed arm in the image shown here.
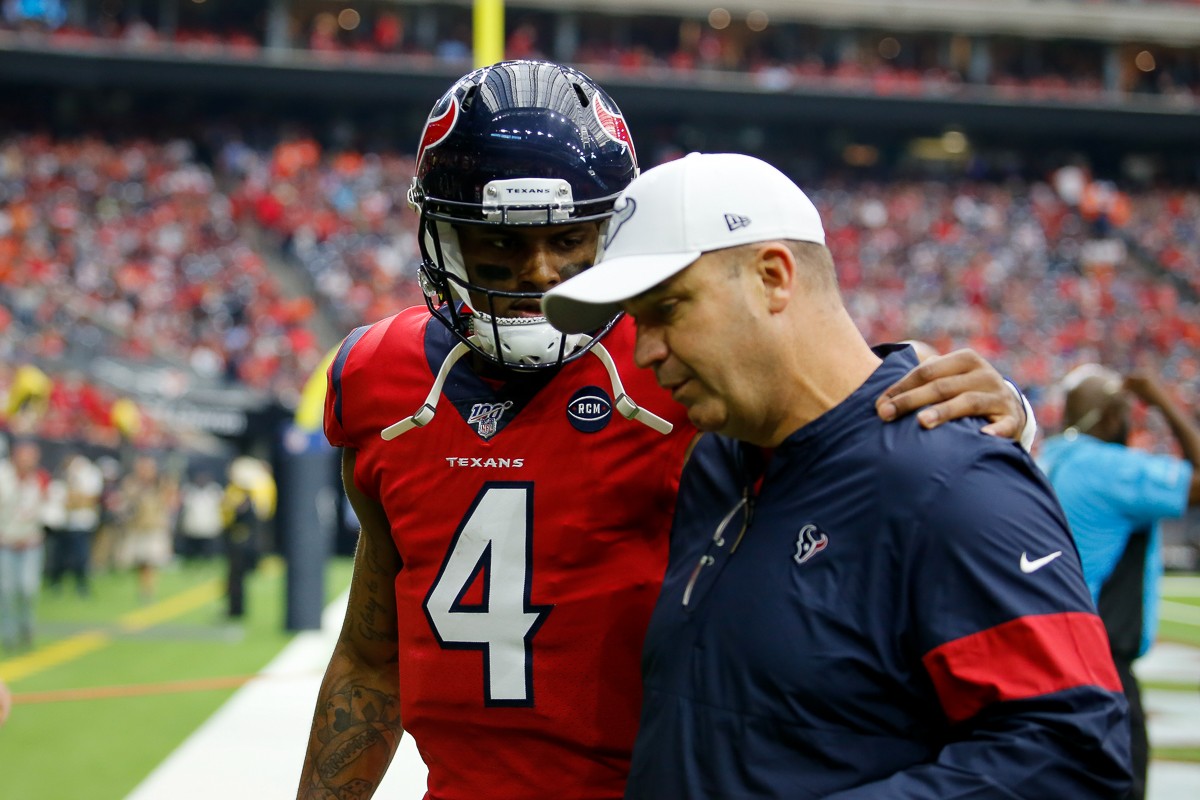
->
[298,449,403,800]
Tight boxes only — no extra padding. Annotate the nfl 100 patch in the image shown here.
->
[467,400,515,439]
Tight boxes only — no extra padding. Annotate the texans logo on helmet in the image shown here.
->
[793,523,829,565]
[605,196,637,249]
[417,95,459,170]
[567,386,613,433]
[592,94,637,166]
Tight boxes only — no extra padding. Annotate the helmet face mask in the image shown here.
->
[410,60,639,371]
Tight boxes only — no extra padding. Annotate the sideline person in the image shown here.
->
[0,676,11,726]
[543,152,1131,798]
[0,440,49,652]
[1039,364,1200,800]
[297,62,1035,800]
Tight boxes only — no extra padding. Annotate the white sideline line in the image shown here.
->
[1160,600,1200,627]
[1162,575,1200,597]
[125,592,427,800]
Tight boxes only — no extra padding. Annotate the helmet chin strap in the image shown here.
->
[380,336,672,441]
[581,336,674,435]
[470,310,586,368]
[380,340,472,441]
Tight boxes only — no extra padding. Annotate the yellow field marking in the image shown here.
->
[119,581,224,633]
[0,578,223,683]
[0,557,287,684]
[0,631,112,682]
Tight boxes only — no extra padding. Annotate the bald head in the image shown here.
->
[1062,364,1127,440]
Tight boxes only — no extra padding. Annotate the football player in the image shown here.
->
[296,60,1033,800]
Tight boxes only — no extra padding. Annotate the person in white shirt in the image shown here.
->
[45,453,104,596]
[178,471,226,563]
[0,440,50,650]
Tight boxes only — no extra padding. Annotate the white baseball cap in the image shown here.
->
[542,152,826,334]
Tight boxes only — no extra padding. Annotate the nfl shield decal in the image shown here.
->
[468,400,514,439]
[567,386,613,433]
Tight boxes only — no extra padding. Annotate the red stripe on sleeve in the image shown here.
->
[322,364,348,447]
[922,612,1122,724]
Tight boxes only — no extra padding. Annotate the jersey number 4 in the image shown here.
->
[423,482,552,706]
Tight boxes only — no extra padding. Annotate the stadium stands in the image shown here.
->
[2,1,1198,107]
[2,118,1198,455]
[0,131,323,446]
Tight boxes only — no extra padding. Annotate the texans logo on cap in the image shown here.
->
[592,94,637,167]
[417,95,459,170]
[604,197,637,250]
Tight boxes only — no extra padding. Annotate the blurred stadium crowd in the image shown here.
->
[2,0,1200,106]
[2,123,1198,451]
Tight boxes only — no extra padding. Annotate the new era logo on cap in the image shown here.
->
[724,213,751,231]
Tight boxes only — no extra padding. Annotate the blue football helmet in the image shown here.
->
[408,60,639,370]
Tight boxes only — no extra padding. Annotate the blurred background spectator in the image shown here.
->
[43,451,102,596]
[177,469,226,564]
[114,454,179,602]
[0,439,49,651]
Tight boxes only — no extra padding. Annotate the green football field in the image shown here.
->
[1,563,1198,799]
[0,556,355,800]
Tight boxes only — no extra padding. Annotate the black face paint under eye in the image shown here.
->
[557,260,594,282]
[474,265,516,284]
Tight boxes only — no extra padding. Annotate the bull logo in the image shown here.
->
[604,196,637,250]
[416,95,459,170]
[592,94,638,167]
[793,524,829,565]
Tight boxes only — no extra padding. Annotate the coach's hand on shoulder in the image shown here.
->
[875,348,1026,441]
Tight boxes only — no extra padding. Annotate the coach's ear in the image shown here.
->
[750,241,796,315]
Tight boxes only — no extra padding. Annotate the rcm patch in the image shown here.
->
[567,386,613,433]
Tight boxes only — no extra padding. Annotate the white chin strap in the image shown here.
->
[380,336,673,441]
[471,311,586,368]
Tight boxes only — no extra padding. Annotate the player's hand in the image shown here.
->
[875,348,1025,440]
[1123,372,1168,408]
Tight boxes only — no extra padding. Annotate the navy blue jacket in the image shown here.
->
[626,347,1131,799]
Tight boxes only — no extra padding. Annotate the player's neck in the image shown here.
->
[469,352,556,388]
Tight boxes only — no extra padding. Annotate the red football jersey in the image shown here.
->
[324,308,694,800]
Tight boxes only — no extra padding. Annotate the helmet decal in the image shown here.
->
[604,196,637,250]
[592,94,637,167]
[417,95,459,170]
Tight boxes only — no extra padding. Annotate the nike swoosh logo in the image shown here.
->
[1020,550,1063,573]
